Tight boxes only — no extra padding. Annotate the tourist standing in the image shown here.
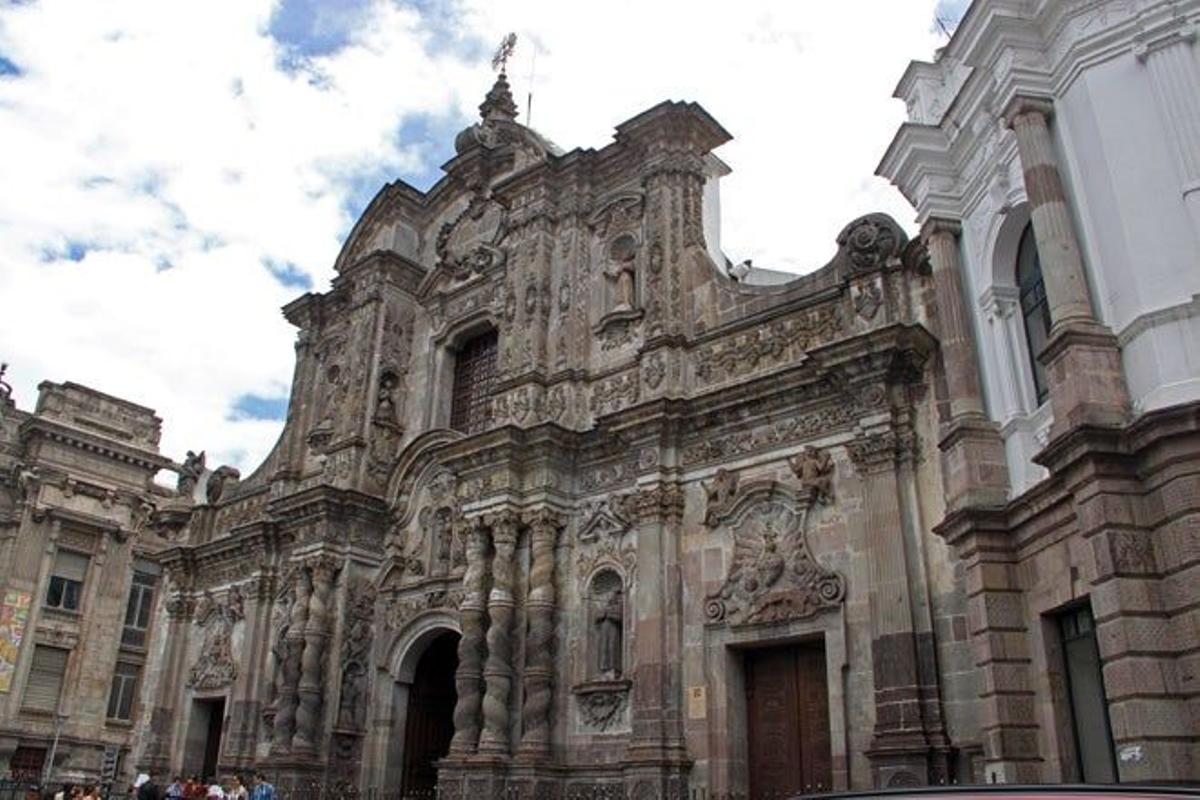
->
[226,776,247,800]
[248,774,274,800]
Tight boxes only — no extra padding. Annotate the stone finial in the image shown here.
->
[0,362,11,401]
[479,72,518,123]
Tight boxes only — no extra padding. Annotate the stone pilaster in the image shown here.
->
[449,519,490,755]
[922,217,1010,510]
[622,484,689,774]
[292,556,338,753]
[478,511,520,756]
[1004,96,1130,434]
[517,509,561,761]
[849,431,933,786]
[142,592,194,772]
[934,509,1039,784]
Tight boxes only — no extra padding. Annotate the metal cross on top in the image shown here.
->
[491,32,517,73]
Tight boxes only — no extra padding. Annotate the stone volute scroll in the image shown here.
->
[705,454,846,627]
[835,213,907,275]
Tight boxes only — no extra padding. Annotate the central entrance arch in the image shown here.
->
[400,630,459,795]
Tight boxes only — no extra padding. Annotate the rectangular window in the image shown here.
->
[45,550,89,612]
[106,662,140,721]
[450,330,498,434]
[9,746,47,781]
[122,571,156,648]
[22,645,68,713]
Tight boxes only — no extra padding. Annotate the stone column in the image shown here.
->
[850,431,932,786]
[293,556,337,752]
[517,509,561,761]
[272,567,310,752]
[922,218,1010,510]
[478,512,519,756]
[449,520,489,755]
[1004,96,1129,433]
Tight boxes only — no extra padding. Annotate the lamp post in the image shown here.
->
[42,712,66,789]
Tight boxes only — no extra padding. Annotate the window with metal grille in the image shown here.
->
[45,550,88,612]
[1017,222,1052,406]
[106,662,140,721]
[449,330,498,434]
[121,571,156,649]
[9,746,46,781]
[22,645,68,713]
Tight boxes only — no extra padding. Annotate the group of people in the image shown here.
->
[131,772,276,800]
[50,784,104,800]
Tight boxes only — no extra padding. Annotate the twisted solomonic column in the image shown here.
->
[477,511,521,756]
[449,519,490,755]
[518,509,562,760]
[272,567,310,753]
[292,555,339,752]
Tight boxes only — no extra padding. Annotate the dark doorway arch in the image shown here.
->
[401,630,459,795]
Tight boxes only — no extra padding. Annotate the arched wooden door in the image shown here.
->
[400,631,459,795]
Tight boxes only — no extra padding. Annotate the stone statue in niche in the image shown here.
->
[374,370,398,425]
[591,571,624,677]
[604,234,638,314]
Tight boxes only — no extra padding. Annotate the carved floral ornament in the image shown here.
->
[703,453,845,627]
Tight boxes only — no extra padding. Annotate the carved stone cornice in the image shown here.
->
[919,217,962,242]
[847,431,901,476]
[619,483,685,525]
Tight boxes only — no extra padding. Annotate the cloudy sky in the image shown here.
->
[0,0,969,474]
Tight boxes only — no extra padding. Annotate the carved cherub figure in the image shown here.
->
[789,446,834,504]
[703,468,739,525]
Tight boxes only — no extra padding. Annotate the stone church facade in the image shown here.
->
[0,1,1197,797]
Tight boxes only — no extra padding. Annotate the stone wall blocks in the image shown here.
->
[1088,577,1163,620]
[1095,614,1173,659]
[1108,695,1195,740]
[967,590,1027,634]
[1102,656,1180,701]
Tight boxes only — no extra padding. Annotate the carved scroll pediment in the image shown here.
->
[576,498,631,543]
[435,196,508,281]
[705,480,845,627]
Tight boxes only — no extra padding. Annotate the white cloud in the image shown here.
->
[0,0,944,474]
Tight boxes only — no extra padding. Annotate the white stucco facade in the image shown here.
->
[879,0,1200,496]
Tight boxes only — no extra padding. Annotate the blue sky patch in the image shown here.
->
[228,393,289,422]
[268,0,373,58]
[263,259,313,290]
[40,241,89,262]
[0,55,20,77]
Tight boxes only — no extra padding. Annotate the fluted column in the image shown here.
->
[517,509,561,760]
[293,556,338,752]
[1138,30,1200,240]
[922,218,1010,510]
[478,511,520,756]
[1005,97,1095,329]
[1004,95,1129,432]
[449,520,490,755]
[272,567,310,752]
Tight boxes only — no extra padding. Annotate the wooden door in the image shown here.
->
[401,632,459,795]
[746,641,832,798]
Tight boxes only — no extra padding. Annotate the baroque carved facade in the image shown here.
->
[4,3,1200,794]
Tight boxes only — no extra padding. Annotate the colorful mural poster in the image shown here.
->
[0,589,33,693]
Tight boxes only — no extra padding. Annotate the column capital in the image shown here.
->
[484,509,521,545]
[919,216,962,242]
[1002,94,1055,128]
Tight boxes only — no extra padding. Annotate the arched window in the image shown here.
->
[1016,223,1051,405]
[449,329,498,433]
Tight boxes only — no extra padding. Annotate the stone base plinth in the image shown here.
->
[1041,322,1130,435]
